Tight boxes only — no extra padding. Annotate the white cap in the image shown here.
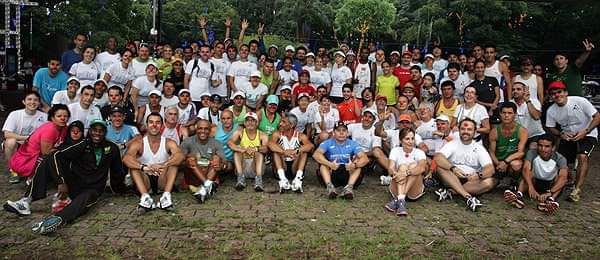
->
[178,89,190,96]
[200,92,211,98]
[93,79,108,86]
[148,90,162,97]
[306,52,315,57]
[346,50,356,56]
[269,44,278,50]
[245,111,258,120]
[334,51,346,58]
[500,55,510,61]
[435,114,450,122]
[424,54,435,60]
[250,70,262,78]
[67,76,80,84]
[390,51,401,56]
[285,45,295,52]
[232,91,246,99]
[280,85,292,92]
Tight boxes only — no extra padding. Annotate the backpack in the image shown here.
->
[191,58,215,79]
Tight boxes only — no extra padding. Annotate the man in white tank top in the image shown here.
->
[123,112,184,212]
[513,57,544,104]
[268,113,314,193]
[484,45,512,102]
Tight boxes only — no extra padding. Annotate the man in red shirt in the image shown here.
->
[393,51,413,89]
[337,84,363,124]
[408,65,423,98]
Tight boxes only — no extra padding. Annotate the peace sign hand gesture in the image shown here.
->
[198,16,207,28]
[241,19,249,30]
[583,39,595,52]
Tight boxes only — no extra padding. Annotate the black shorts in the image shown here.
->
[533,178,563,199]
[329,96,344,104]
[558,137,597,164]
[316,167,364,188]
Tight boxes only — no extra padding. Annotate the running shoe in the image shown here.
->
[254,176,264,192]
[193,187,207,203]
[158,193,174,210]
[384,199,399,213]
[32,215,63,235]
[435,188,452,201]
[8,170,21,184]
[235,175,246,191]
[503,189,525,209]
[466,196,482,212]
[4,198,31,216]
[291,178,303,193]
[205,181,217,197]
[380,175,392,186]
[278,178,291,193]
[327,183,337,199]
[341,185,354,200]
[138,195,154,213]
[568,188,581,202]
[538,197,560,214]
[396,199,408,216]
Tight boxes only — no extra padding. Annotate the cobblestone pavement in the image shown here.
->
[0,122,599,258]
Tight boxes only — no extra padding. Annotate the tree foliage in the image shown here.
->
[334,0,396,39]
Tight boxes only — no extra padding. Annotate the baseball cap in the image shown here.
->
[146,62,158,69]
[306,52,315,58]
[346,50,356,56]
[402,51,412,57]
[224,38,233,43]
[93,79,108,86]
[424,54,434,60]
[548,81,567,91]
[398,114,411,122]
[266,94,279,105]
[280,85,292,92]
[390,51,401,56]
[375,95,387,102]
[362,109,376,117]
[339,43,349,49]
[245,111,258,121]
[67,76,80,84]
[500,55,510,61]
[334,51,346,58]
[232,91,245,99]
[269,44,279,50]
[285,45,295,52]
[299,69,310,78]
[435,114,450,122]
[297,92,310,100]
[178,88,190,96]
[334,121,348,130]
[250,70,262,78]
[210,94,223,103]
[109,106,124,115]
[148,90,162,97]
[200,92,211,98]
[89,119,107,128]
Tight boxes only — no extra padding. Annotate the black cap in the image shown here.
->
[334,121,347,130]
[210,94,223,103]
[110,106,124,115]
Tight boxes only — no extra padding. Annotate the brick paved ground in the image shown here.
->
[0,116,599,258]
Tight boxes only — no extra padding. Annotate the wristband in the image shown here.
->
[478,172,484,179]
[450,166,456,172]
[140,164,147,171]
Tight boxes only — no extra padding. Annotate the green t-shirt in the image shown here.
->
[377,74,400,105]
[547,64,582,96]
[258,108,280,139]
[260,70,274,92]
[157,58,174,81]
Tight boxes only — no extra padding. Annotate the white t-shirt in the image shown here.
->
[433,59,449,72]
[132,77,163,107]
[92,93,109,108]
[105,62,135,89]
[512,99,545,138]
[51,90,80,105]
[210,57,230,97]
[131,58,155,79]
[353,62,371,98]
[453,103,489,129]
[313,108,340,133]
[389,147,426,166]
[2,109,47,137]
[69,61,100,86]
[546,96,598,138]
[416,119,437,139]
[277,69,298,94]
[310,70,332,88]
[197,107,222,124]
[239,82,268,108]
[160,95,179,108]
[95,51,121,73]
[347,123,381,151]
[290,107,313,133]
[384,129,424,148]
[513,74,541,104]
[176,103,196,124]
[441,74,472,99]
[68,103,102,131]
[439,139,492,175]
[185,59,219,101]
[330,65,352,97]
[227,60,257,90]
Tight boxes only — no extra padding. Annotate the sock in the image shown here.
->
[204,180,214,188]
[397,194,406,201]
[277,169,287,181]
[162,192,171,199]
[516,191,523,197]
[23,197,32,204]
[295,170,304,180]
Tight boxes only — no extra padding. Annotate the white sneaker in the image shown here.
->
[4,198,31,216]
[466,196,482,212]
[435,188,453,201]
[278,178,291,193]
[193,187,207,203]
[138,195,154,210]
[380,175,392,186]
[158,193,173,210]
[291,178,303,193]
[124,174,133,187]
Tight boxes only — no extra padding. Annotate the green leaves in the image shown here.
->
[334,0,396,38]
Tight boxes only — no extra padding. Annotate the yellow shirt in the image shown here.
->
[376,75,399,105]
[436,99,459,118]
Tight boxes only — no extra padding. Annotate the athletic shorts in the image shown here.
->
[316,167,363,188]
[533,178,562,199]
[558,137,597,164]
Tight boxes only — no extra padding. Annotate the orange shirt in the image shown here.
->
[337,98,363,124]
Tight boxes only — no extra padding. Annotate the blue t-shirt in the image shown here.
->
[33,68,69,105]
[61,49,82,73]
[318,138,363,164]
[215,123,238,161]
[106,124,139,145]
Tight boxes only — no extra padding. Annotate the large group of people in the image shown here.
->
[2,19,598,235]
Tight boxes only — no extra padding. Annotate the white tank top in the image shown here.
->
[353,62,371,98]
[142,104,165,126]
[176,103,194,124]
[376,63,384,78]
[485,60,505,102]
[138,136,169,165]
[278,131,301,161]
[514,74,540,103]
[161,125,181,145]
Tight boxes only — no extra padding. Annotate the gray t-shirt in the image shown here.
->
[180,137,225,162]
[525,150,568,181]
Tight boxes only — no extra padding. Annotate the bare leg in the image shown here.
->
[255,153,265,176]
[575,154,589,190]
[273,152,285,172]
[347,168,362,186]
[371,147,389,169]
[319,165,332,184]
[3,138,17,166]
[130,169,151,194]
[233,152,244,176]
[292,152,309,173]
[463,178,498,195]
[158,166,178,193]
[436,168,471,199]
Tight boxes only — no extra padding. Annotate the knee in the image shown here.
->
[482,178,498,190]
[577,154,588,163]
[510,160,523,171]
[3,138,17,150]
